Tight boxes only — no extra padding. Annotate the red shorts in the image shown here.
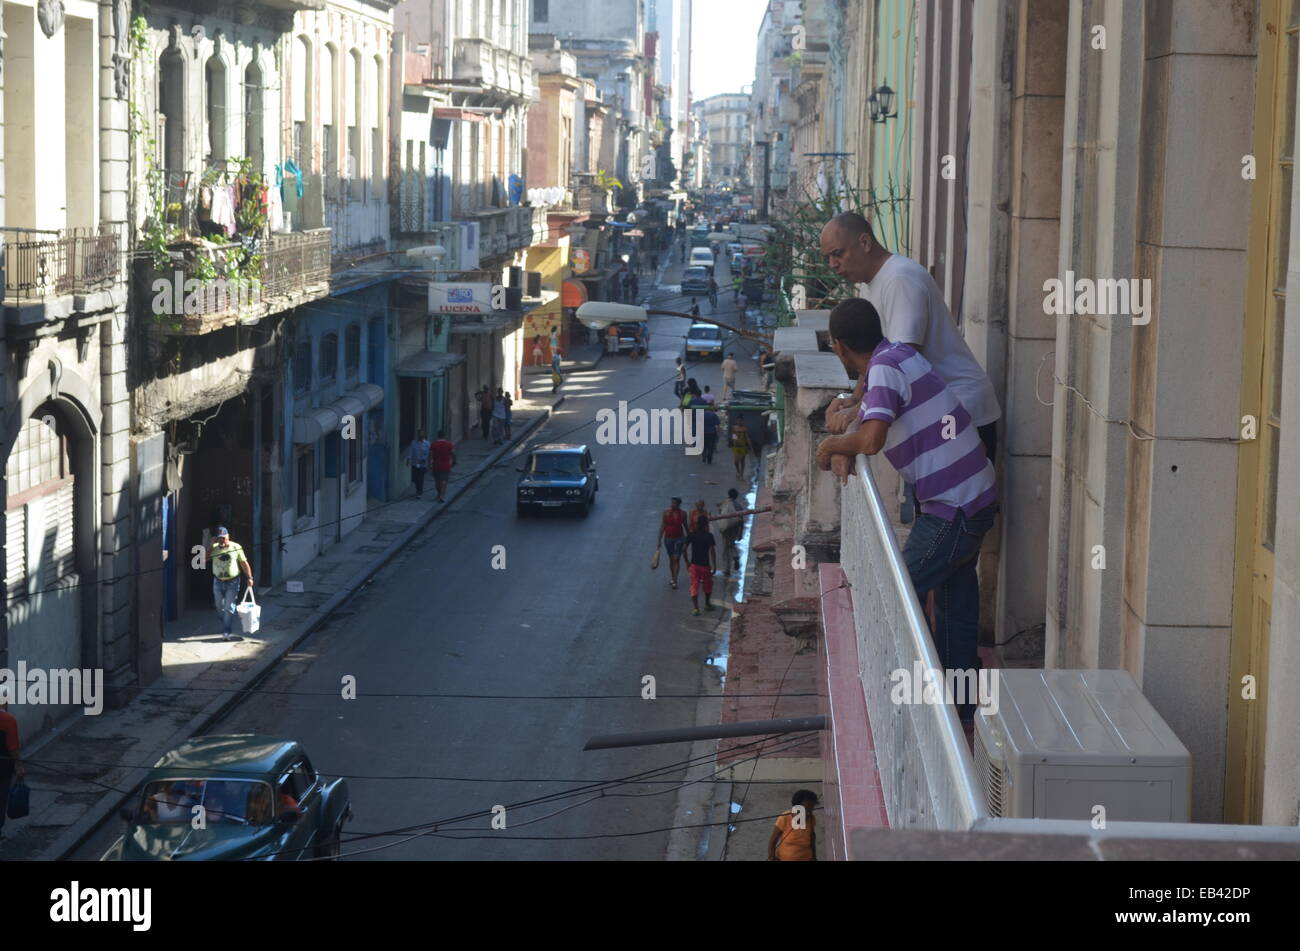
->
[689,564,714,596]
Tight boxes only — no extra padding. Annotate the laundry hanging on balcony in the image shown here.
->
[209,185,238,238]
[276,159,305,199]
[268,185,285,233]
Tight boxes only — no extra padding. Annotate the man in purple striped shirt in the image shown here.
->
[815,300,998,721]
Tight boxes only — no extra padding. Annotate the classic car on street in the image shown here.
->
[681,265,713,296]
[685,323,729,361]
[517,444,599,516]
[101,735,352,861]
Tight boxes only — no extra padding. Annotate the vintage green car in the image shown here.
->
[101,735,352,861]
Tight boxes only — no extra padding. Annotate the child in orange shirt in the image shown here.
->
[768,789,819,861]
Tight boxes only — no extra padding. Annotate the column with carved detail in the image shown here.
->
[101,0,150,699]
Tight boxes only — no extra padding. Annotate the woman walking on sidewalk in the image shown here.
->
[730,418,751,480]
[503,391,514,439]
[477,386,494,442]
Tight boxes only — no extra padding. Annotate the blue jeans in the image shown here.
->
[901,506,997,719]
[214,577,242,635]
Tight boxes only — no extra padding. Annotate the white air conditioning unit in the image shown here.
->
[458,221,480,270]
[973,669,1191,821]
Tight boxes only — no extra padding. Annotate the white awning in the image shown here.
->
[293,406,342,444]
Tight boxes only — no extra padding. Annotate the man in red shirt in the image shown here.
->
[0,699,26,839]
[429,431,457,503]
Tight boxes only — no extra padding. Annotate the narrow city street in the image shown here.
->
[71,243,766,861]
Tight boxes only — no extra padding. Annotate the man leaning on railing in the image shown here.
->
[814,299,998,727]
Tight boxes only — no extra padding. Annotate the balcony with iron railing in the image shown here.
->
[2,225,122,323]
[136,228,331,335]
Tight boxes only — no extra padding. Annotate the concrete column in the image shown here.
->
[99,0,137,699]
[791,352,850,545]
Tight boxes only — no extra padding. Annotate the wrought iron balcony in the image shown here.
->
[2,226,121,305]
[137,228,331,334]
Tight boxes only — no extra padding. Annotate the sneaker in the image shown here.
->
[222,633,242,642]
[692,607,701,616]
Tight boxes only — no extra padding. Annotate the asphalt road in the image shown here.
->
[74,239,767,861]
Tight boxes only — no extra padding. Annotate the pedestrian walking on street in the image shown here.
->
[717,488,746,576]
[730,418,751,480]
[551,366,563,394]
[429,431,456,503]
[686,516,717,616]
[732,275,742,303]
[549,325,561,359]
[0,699,27,841]
[721,352,738,401]
[680,242,687,263]
[702,404,720,464]
[708,278,719,311]
[768,790,819,861]
[650,253,659,272]
[491,390,508,445]
[681,378,702,409]
[503,391,514,438]
[477,386,494,441]
[629,273,639,301]
[657,497,688,590]
[406,429,432,497]
[688,498,711,534]
[607,323,620,354]
[532,335,545,366]
[674,357,687,398]
[701,385,716,405]
[689,300,701,319]
[551,348,563,374]
[209,527,253,641]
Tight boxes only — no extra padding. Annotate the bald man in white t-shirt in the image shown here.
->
[819,212,1001,460]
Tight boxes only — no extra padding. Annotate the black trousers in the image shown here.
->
[411,466,427,496]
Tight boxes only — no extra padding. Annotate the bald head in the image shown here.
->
[820,212,886,283]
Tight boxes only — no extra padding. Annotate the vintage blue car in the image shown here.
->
[101,735,352,861]
[516,444,598,517]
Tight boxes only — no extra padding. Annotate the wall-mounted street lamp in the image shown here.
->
[869,84,897,123]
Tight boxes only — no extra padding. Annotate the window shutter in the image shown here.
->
[41,483,78,589]
[6,507,27,602]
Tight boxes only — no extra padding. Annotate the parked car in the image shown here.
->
[685,323,729,361]
[102,735,352,861]
[681,266,712,296]
[517,444,599,517]
[730,253,746,272]
[615,321,645,354]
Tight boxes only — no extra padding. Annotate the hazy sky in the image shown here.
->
[690,0,767,102]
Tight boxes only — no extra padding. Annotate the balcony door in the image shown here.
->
[1228,0,1294,823]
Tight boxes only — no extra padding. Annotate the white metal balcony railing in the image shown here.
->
[839,445,989,832]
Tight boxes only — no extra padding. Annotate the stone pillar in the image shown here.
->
[791,352,850,549]
[99,0,137,702]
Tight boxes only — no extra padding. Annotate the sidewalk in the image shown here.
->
[521,339,605,376]
[3,391,566,861]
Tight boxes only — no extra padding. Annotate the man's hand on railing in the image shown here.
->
[830,453,854,485]
[824,405,857,434]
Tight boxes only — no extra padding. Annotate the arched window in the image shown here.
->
[345,324,361,380]
[244,61,264,171]
[347,49,363,197]
[293,337,312,394]
[158,48,185,173]
[206,54,227,167]
[322,44,338,188]
[292,36,312,167]
[371,55,384,198]
[320,333,338,383]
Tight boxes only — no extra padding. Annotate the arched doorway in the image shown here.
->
[3,397,97,733]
